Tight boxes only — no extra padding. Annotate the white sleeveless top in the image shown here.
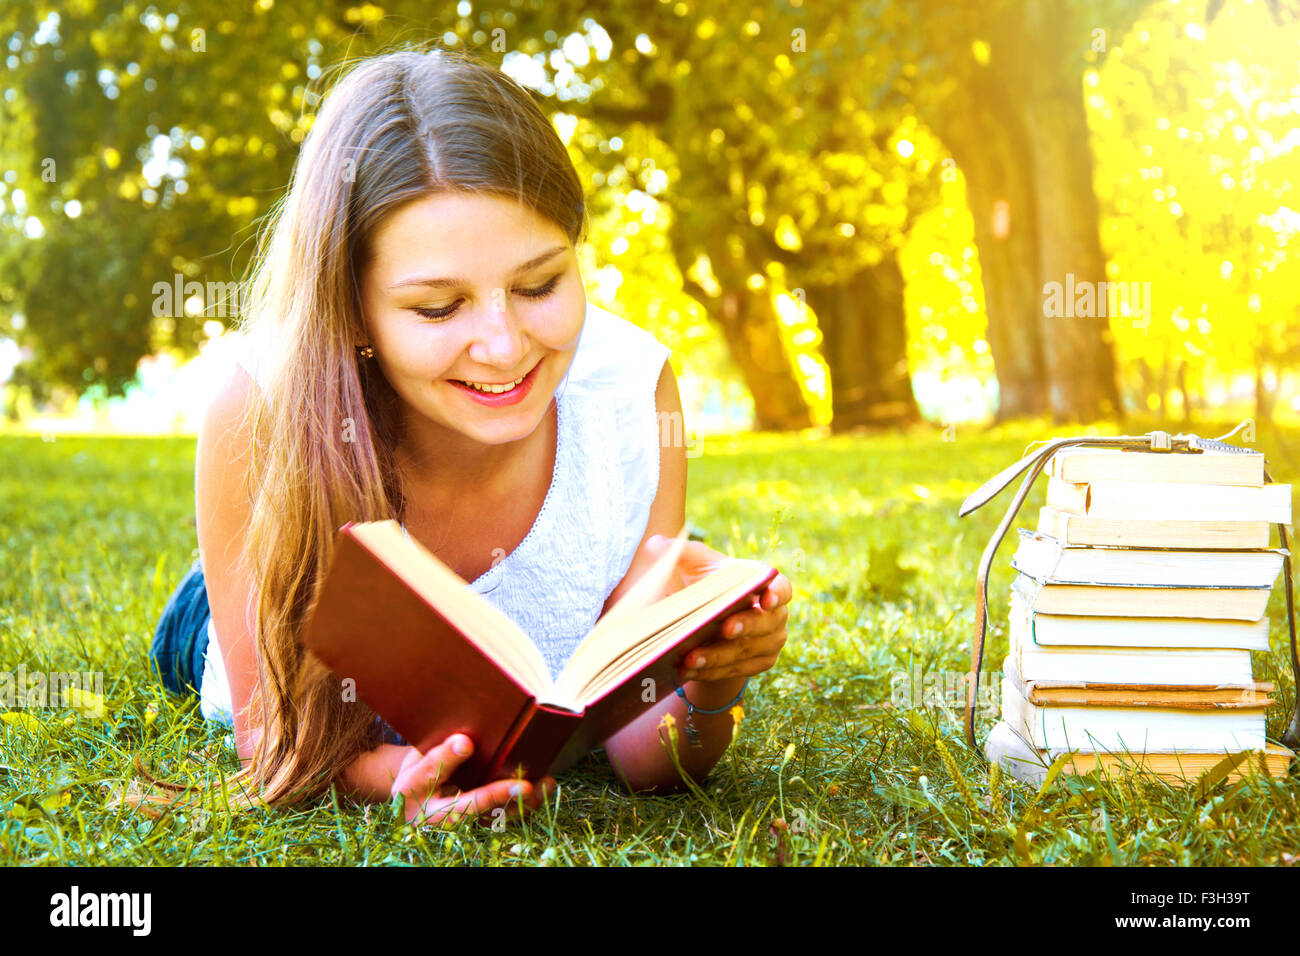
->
[199,302,672,726]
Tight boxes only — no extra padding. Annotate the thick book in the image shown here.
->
[1003,657,1274,709]
[1045,475,1291,524]
[1008,585,1270,650]
[301,520,778,790]
[985,720,1293,786]
[1009,528,1286,589]
[1047,446,1265,486]
[1037,505,1272,549]
[1010,570,1273,620]
[1000,676,1267,753]
[1007,598,1255,684]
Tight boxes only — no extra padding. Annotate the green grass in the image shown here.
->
[2,416,1299,865]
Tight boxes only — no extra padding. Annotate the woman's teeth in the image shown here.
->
[460,373,526,394]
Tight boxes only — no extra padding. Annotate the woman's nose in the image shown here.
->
[467,293,527,368]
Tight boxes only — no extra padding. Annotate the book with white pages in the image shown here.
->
[1000,676,1268,753]
[1045,476,1291,524]
[1003,656,1274,707]
[1008,583,1270,651]
[984,720,1293,786]
[1047,446,1265,486]
[1008,597,1255,684]
[1010,528,1287,589]
[1010,570,1273,620]
[1037,504,1272,550]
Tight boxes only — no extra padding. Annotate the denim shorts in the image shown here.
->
[149,558,407,746]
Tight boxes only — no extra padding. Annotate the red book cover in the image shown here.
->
[302,522,777,790]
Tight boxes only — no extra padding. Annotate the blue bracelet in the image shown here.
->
[675,678,749,748]
[676,678,749,714]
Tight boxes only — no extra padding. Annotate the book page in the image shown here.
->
[586,523,690,638]
[544,559,763,707]
[350,521,551,692]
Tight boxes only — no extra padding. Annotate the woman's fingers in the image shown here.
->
[682,604,788,672]
[686,646,784,682]
[690,654,782,683]
[495,775,557,822]
[680,600,789,681]
[412,777,536,828]
[408,774,558,828]
[721,601,790,641]
[391,733,475,804]
[705,572,794,646]
[761,572,794,610]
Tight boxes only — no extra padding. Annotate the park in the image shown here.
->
[0,0,1297,885]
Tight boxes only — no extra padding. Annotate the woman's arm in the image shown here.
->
[194,362,265,766]
[600,361,793,793]
[604,534,790,792]
[599,361,741,791]
[603,672,749,794]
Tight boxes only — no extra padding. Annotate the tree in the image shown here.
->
[509,1,938,430]
[1091,0,1300,423]
[889,0,1126,423]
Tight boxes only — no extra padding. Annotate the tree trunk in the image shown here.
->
[669,210,814,431]
[803,251,920,431]
[1156,356,1171,422]
[1133,357,1153,416]
[1255,363,1276,426]
[1020,0,1121,422]
[1175,359,1191,426]
[711,288,814,431]
[922,0,1123,424]
[926,53,1047,422]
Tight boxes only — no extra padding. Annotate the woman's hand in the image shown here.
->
[389,734,555,827]
[641,534,794,684]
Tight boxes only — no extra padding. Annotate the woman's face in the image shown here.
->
[359,192,585,450]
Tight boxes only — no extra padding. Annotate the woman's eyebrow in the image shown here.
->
[387,245,567,291]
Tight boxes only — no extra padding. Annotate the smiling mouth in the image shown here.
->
[449,360,539,394]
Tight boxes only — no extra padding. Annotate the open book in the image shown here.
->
[301,520,778,789]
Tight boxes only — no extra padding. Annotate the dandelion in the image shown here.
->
[728,703,744,746]
[1,712,41,734]
[8,789,70,820]
[63,686,106,719]
[658,712,679,751]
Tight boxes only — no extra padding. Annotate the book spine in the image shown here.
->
[486,703,584,783]
[441,697,539,790]
[481,698,543,783]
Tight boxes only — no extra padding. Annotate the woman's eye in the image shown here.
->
[411,276,559,321]
[516,275,561,299]
[413,300,462,321]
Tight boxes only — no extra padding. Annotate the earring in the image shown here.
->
[357,345,375,359]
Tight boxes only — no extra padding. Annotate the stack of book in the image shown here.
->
[985,444,1296,785]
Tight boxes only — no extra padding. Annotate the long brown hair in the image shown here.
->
[128,43,587,812]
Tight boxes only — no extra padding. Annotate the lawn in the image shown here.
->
[2,416,1298,865]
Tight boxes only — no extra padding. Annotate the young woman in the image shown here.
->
[147,46,793,827]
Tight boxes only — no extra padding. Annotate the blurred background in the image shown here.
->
[0,0,1296,438]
